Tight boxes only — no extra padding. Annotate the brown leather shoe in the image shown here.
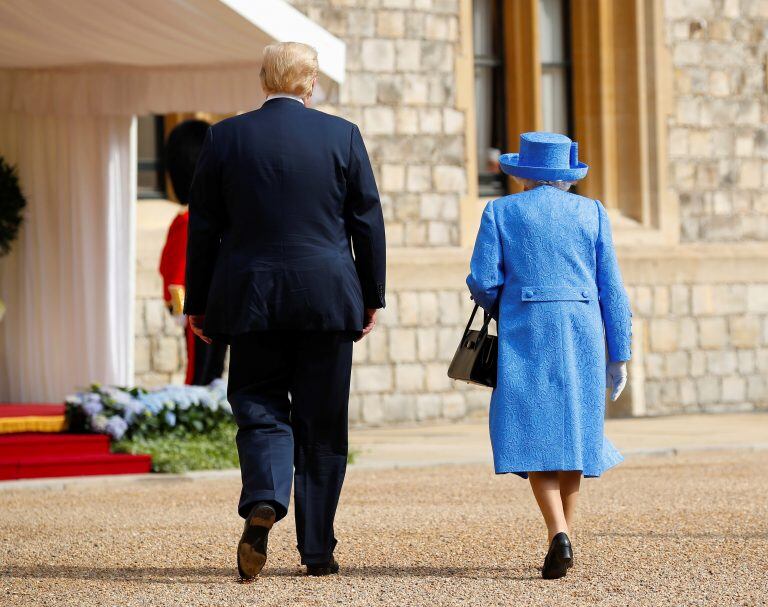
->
[306,557,340,577]
[237,503,276,580]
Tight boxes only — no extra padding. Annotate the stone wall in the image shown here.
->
[288,0,467,248]
[628,279,768,415]
[666,0,768,241]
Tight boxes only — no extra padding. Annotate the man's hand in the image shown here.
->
[189,315,212,344]
[606,361,628,401]
[357,308,378,341]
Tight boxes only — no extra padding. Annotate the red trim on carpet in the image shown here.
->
[0,453,152,480]
[0,433,109,458]
[0,404,65,418]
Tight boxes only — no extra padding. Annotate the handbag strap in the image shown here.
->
[462,302,494,341]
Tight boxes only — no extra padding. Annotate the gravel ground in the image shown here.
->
[1,450,766,607]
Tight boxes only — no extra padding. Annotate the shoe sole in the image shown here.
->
[237,505,276,580]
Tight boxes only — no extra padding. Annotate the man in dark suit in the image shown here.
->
[184,42,385,579]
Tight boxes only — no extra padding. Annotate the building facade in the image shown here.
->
[135,0,768,422]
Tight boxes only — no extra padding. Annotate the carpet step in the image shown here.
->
[0,453,152,480]
[0,433,110,458]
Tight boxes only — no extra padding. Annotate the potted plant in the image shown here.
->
[0,156,26,322]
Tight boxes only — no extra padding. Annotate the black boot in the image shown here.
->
[306,557,340,577]
[541,532,573,580]
[237,502,276,581]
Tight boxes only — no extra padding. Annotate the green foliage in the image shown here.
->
[113,422,239,473]
[0,156,26,257]
[113,421,361,473]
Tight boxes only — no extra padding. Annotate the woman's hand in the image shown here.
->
[606,361,628,401]
[189,315,212,344]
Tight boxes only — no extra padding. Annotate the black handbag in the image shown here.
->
[447,303,498,388]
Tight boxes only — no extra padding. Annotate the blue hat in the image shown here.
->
[499,132,588,182]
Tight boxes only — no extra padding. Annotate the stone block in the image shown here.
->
[418,108,442,134]
[380,164,405,192]
[698,317,728,349]
[367,329,389,363]
[670,285,691,315]
[395,39,421,71]
[442,393,467,419]
[678,317,697,349]
[345,73,377,106]
[416,394,441,421]
[729,315,761,348]
[395,363,425,391]
[402,74,429,105]
[437,327,459,361]
[747,285,768,312]
[433,165,466,193]
[696,376,720,405]
[414,293,437,327]
[443,108,464,135]
[414,328,436,361]
[633,286,653,317]
[399,292,420,326]
[134,337,150,374]
[396,107,419,134]
[722,376,746,402]
[426,362,451,391]
[361,394,384,424]
[152,336,179,373]
[382,394,415,422]
[739,160,762,189]
[145,299,166,335]
[406,165,432,192]
[363,107,395,136]
[737,350,755,374]
[645,353,664,379]
[664,352,689,378]
[747,375,768,402]
[692,284,747,316]
[649,319,679,352]
[377,10,405,38]
[706,350,737,375]
[437,290,461,326]
[388,328,417,362]
[356,365,393,392]
[690,351,707,376]
[424,14,451,40]
[353,337,369,364]
[653,286,670,315]
[376,76,403,105]
[679,378,697,406]
[427,221,451,245]
[361,39,395,72]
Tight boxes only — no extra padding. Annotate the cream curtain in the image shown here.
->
[0,114,135,401]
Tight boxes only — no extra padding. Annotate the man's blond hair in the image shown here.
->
[260,42,319,98]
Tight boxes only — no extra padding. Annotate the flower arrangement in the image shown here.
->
[65,380,232,441]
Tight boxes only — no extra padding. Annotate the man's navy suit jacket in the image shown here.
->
[183,97,386,340]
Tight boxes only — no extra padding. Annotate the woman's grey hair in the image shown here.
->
[513,177,575,192]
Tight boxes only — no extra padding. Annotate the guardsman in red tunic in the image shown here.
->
[159,119,226,385]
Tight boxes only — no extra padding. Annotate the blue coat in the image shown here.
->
[467,186,632,478]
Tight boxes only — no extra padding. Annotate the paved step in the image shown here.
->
[0,433,110,458]
[0,453,152,480]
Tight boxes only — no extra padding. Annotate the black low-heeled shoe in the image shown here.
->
[237,502,276,581]
[306,557,340,577]
[541,532,573,580]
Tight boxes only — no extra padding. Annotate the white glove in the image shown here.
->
[606,361,628,401]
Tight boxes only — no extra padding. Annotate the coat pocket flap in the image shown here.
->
[520,286,595,302]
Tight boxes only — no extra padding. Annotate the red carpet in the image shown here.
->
[0,403,152,480]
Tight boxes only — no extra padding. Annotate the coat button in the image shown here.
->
[524,290,533,299]
[582,290,589,298]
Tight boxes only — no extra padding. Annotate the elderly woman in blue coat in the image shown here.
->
[467,132,632,580]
